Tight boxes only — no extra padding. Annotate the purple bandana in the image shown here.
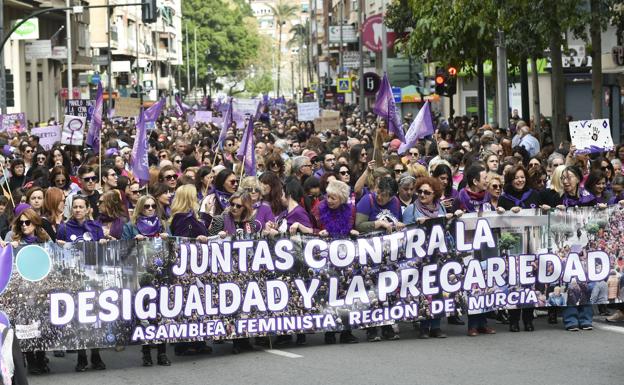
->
[136,215,162,237]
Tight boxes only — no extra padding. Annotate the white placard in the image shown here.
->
[25,40,52,60]
[16,322,41,339]
[569,119,614,154]
[233,99,260,116]
[31,125,61,150]
[297,102,320,122]
[61,115,86,146]
[195,110,213,123]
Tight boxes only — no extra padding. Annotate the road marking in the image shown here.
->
[262,349,303,359]
[594,323,624,335]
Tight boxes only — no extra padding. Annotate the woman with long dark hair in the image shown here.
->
[259,171,285,217]
[584,170,612,205]
[151,183,173,220]
[195,166,213,200]
[199,168,239,227]
[431,164,458,211]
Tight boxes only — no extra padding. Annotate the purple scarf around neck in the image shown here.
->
[23,234,39,244]
[318,200,352,237]
[215,190,231,212]
[136,215,162,237]
[501,188,536,208]
[562,187,596,207]
[414,200,442,218]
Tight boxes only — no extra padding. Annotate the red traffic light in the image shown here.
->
[448,66,457,76]
[435,75,445,85]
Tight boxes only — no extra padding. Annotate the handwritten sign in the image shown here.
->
[114,97,141,118]
[31,125,61,150]
[60,115,85,146]
[569,119,614,154]
[297,102,320,122]
[0,113,26,133]
[195,111,213,124]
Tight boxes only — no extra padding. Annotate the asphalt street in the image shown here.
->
[27,314,623,385]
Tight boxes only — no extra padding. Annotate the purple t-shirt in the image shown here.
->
[282,205,313,228]
[356,193,402,223]
[254,201,276,229]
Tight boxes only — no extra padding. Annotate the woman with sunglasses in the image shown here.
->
[97,191,129,240]
[158,165,179,191]
[0,205,51,374]
[33,150,48,170]
[172,155,183,173]
[19,143,34,174]
[122,195,169,240]
[49,166,79,195]
[55,196,107,372]
[240,176,274,230]
[200,169,239,227]
[264,154,285,180]
[485,172,504,210]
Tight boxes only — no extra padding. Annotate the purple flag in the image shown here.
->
[130,108,149,182]
[0,244,13,295]
[398,101,434,154]
[86,82,103,152]
[218,98,233,150]
[144,97,165,123]
[373,73,405,142]
[236,117,256,176]
[174,95,186,117]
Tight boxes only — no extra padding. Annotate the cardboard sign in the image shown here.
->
[569,119,614,154]
[313,110,340,132]
[114,97,141,118]
[297,102,320,121]
[60,115,85,145]
[65,99,95,123]
[31,125,61,150]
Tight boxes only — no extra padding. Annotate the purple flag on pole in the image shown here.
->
[373,73,405,142]
[236,117,256,176]
[130,108,149,182]
[144,97,165,123]
[218,98,233,150]
[86,82,103,153]
[398,101,434,154]
[174,95,186,117]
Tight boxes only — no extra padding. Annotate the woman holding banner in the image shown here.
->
[55,196,107,372]
[122,195,169,240]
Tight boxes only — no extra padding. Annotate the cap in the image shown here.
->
[389,139,402,151]
[14,203,31,218]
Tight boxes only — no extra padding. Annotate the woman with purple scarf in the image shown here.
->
[240,176,274,230]
[97,190,129,240]
[200,168,239,228]
[55,196,107,372]
[0,205,51,375]
[122,195,169,240]
[498,165,542,332]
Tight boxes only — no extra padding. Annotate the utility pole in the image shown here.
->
[136,15,142,105]
[358,0,364,118]
[107,0,113,112]
[339,0,343,77]
[185,24,190,101]
[66,0,73,94]
[495,28,509,128]
[0,0,6,114]
[381,0,387,74]
[194,27,198,97]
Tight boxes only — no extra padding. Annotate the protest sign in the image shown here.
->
[195,110,213,124]
[0,206,620,351]
[0,113,26,133]
[569,119,614,154]
[115,97,141,118]
[30,125,61,150]
[313,110,341,132]
[60,115,86,145]
[297,102,320,121]
[65,99,95,123]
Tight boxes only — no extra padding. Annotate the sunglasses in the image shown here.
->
[229,179,239,185]
[55,179,66,184]
[37,156,46,161]
[245,187,260,193]
[159,154,168,159]
[417,189,433,196]
[143,204,157,210]
[339,170,349,175]
[174,159,182,164]
[82,176,97,183]
[230,203,243,209]
[440,147,451,151]
[490,184,501,189]
[24,149,32,153]
[409,152,419,156]
[394,169,405,174]
[130,190,140,194]
[164,174,178,181]
[19,220,32,227]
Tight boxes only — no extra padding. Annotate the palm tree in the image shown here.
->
[268,1,298,97]
[289,20,312,89]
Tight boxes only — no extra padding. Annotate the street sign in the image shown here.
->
[363,72,381,95]
[92,55,109,65]
[11,18,39,40]
[328,25,358,43]
[91,73,101,84]
[50,46,67,60]
[392,87,402,103]
[337,78,351,93]
[343,51,370,69]
[361,14,397,52]
[24,40,51,60]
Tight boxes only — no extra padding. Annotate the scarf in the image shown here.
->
[414,200,442,218]
[501,188,536,208]
[458,188,490,213]
[23,234,39,244]
[214,190,231,213]
[318,200,352,237]
[562,187,596,207]
[62,218,102,242]
[136,215,162,237]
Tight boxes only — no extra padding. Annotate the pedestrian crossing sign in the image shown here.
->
[337,78,351,93]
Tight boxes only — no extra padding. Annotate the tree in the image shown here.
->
[245,72,274,96]
[289,20,312,87]
[268,1,299,97]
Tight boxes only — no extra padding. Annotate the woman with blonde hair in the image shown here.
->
[240,176,274,229]
[170,184,209,242]
[122,195,169,240]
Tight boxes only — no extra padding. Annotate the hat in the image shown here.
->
[389,139,402,151]
[14,203,31,218]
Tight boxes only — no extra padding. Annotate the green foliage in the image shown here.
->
[245,72,273,95]
[498,232,520,252]
[180,0,262,87]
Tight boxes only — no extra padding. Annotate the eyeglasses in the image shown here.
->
[164,174,178,181]
[245,187,260,193]
[394,169,405,174]
[339,170,350,175]
[159,154,168,159]
[409,151,419,156]
[230,203,243,209]
[82,176,97,183]
[490,184,501,190]
[228,179,239,185]
[174,159,182,164]
[37,156,46,161]
[529,163,540,168]
[143,204,157,210]
[55,179,66,184]
[440,147,451,151]
[24,149,32,154]
[19,220,32,227]
[417,189,433,196]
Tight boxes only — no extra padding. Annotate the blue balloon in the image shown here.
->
[15,245,51,282]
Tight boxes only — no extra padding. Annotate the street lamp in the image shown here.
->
[206,64,215,97]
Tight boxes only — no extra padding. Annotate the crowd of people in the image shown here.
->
[0,99,623,376]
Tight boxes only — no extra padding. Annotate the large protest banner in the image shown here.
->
[0,207,622,351]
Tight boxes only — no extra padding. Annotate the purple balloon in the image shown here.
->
[0,245,12,295]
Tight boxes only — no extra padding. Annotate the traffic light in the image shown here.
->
[434,67,446,95]
[5,70,14,107]
[142,0,158,24]
[447,66,457,96]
